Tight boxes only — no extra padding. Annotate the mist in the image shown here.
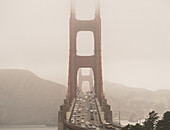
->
[0,0,170,90]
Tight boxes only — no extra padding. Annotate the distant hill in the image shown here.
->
[0,69,66,125]
[1,70,170,125]
[104,81,170,121]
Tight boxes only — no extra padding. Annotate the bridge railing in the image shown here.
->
[64,121,89,130]
[94,97,103,125]
[68,97,77,122]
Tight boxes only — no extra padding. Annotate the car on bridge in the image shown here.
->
[86,124,97,129]
[103,123,116,130]
[70,118,75,124]
[91,115,94,120]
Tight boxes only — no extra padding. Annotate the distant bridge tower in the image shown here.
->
[67,0,104,103]
[78,69,94,92]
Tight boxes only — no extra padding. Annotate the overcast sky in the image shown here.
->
[0,0,170,90]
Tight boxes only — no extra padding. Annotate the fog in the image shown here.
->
[0,0,170,90]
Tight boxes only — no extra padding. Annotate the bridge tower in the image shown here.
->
[67,0,104,104]
[59,1,116,129]
[78,69,94,92]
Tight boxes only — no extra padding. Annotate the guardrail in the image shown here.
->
[64,121,89,130]
[94,97,103,125]
[69,98,76,122]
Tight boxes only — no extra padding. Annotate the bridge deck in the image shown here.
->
[66,91,121,130]
[69,91,102,129]
[58,90,122,130]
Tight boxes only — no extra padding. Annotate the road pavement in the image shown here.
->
[70,91,101,129]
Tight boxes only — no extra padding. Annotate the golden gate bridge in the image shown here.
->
[58,0,122,129]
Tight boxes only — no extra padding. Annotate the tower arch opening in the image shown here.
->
[77,68,94,92]
[76,31,94,56]
[76,0,95,20]
[82,81,90,92]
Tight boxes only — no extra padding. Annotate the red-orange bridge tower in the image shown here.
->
[67,0,104,104]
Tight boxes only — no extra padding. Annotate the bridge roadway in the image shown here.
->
[64,91,121,130]
[59,90,122,130]
[69,91,101,129]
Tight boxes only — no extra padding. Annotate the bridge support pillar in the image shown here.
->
[58,99,70,130]
[102,99,113,123]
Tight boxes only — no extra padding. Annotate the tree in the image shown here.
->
[122,123,143,130]
[155,111,170,130]
[122,124,133,130]
[143,111,159,130]
[123,111,159,130]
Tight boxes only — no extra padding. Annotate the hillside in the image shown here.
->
[1,70,170,125]
[104,82,170,121]
[0,69,66,125]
